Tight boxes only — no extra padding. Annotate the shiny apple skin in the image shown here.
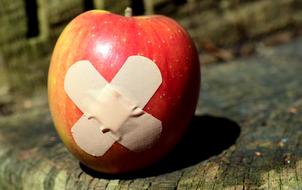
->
[48,10,200,174]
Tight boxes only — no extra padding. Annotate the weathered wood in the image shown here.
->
[1,38,302,189]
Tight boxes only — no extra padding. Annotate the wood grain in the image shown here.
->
[1,38,302,189]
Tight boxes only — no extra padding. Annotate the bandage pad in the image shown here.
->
[64,56,163,156]
[84,84,139,133]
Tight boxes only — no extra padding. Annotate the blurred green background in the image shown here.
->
[0,0,302,113]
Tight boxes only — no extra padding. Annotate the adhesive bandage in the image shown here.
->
[64,56,163,156]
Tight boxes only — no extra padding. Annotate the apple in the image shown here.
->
[48,8,200,174]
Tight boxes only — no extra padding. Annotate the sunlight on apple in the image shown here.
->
[95,43,111,58]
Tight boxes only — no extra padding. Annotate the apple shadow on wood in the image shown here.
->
[80,114,241,179]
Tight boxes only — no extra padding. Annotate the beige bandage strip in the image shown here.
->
[64,56,162,156]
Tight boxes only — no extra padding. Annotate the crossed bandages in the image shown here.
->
[64,56,163,156]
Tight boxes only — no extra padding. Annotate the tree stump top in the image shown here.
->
[1,38,302,189]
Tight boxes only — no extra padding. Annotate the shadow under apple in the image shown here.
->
[80,114,241,179]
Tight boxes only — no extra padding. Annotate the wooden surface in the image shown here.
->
[1,38,302,189]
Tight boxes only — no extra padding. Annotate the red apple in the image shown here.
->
[48,9,200,174]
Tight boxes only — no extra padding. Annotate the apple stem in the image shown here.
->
[125,7,133,17]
